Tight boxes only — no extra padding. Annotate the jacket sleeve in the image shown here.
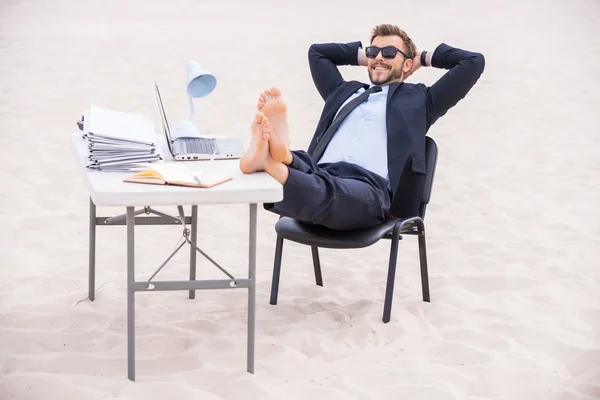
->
[426,43,485,129]
[308,41,363,101]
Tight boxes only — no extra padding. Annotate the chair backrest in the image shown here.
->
[418,136,439,219]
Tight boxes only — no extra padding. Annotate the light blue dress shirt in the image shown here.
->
[318,85,390,180]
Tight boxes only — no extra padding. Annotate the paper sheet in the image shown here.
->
[88,105,156,143]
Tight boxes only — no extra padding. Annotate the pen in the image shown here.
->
[206,146,217,176]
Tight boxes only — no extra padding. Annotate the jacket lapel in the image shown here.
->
[309,81,367,154]
[386,81,402,102]
[329,81,368,124]
[385,81,407,194]
[386,82,403,139]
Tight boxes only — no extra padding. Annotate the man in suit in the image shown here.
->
[240,24,485,231]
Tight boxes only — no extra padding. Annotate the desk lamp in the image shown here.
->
[171,60,217,137]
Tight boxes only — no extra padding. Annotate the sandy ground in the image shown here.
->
[1,0,599,399]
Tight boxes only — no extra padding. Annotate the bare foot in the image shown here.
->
[240,113,271,174]
[257,87,290,163]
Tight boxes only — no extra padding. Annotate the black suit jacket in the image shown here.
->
[306,41,485,218]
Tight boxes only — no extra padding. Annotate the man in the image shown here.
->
[240,24,485,231]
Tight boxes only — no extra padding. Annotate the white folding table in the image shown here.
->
[71,133,283,381]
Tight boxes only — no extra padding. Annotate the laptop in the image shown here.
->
[154,82,245,161]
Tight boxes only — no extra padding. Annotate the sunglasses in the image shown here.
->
[365,46,410,59]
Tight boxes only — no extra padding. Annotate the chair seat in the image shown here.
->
[275,217,417,249]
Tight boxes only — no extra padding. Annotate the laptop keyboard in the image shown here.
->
[183,138,217,154]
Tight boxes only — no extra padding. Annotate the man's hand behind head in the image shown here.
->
[403,49,422,81]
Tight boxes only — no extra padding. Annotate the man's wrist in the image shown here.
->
[427,47,438,67]
[420,50,434,67]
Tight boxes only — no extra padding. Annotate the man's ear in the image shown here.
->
[404,58,413,72]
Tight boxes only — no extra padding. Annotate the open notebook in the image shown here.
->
[124,163,231,188]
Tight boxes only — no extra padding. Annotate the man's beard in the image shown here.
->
[368,61,405,85]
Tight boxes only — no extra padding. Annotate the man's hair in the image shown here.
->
[370,24,416,59]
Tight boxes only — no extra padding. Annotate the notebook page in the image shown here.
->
[147,163,197,184]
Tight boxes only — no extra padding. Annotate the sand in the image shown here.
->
[1,0,599,399]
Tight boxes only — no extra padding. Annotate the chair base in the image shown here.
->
[269,217,430,323]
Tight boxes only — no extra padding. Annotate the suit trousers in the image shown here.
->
[264,150,391,231]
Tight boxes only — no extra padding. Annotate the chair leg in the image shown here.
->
[383,225,402,324]
[270,235,284,305]
[417,223,431,302]
[311,246,323,287]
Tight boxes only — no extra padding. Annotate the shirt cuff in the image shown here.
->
[428,49,436,66]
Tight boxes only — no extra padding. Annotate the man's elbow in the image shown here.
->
[308,44,322,65]
[308,44,322,69]
[473,52,485,77]
[308,43,323,58]
[465,53,486,89]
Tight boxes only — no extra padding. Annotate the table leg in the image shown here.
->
[189,205,198,299]
[247,203,257,373]
[89,198,96,301]
[126,207,136,381]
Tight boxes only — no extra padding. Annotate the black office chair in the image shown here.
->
[269,137,438,323]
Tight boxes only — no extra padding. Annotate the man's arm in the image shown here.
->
[308,41,363,101]
[424,43,485,129]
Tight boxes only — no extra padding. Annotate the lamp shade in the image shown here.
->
[185,60,217,98]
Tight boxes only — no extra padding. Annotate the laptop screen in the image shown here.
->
[154,82,174,156]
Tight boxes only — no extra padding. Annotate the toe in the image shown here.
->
[253,112,264,124]
[270,87,282,97]
[262,118,271,134]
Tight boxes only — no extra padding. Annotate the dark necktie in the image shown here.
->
[311,85,382,162]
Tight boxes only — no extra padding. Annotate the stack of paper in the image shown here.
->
[83,105,162,171]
